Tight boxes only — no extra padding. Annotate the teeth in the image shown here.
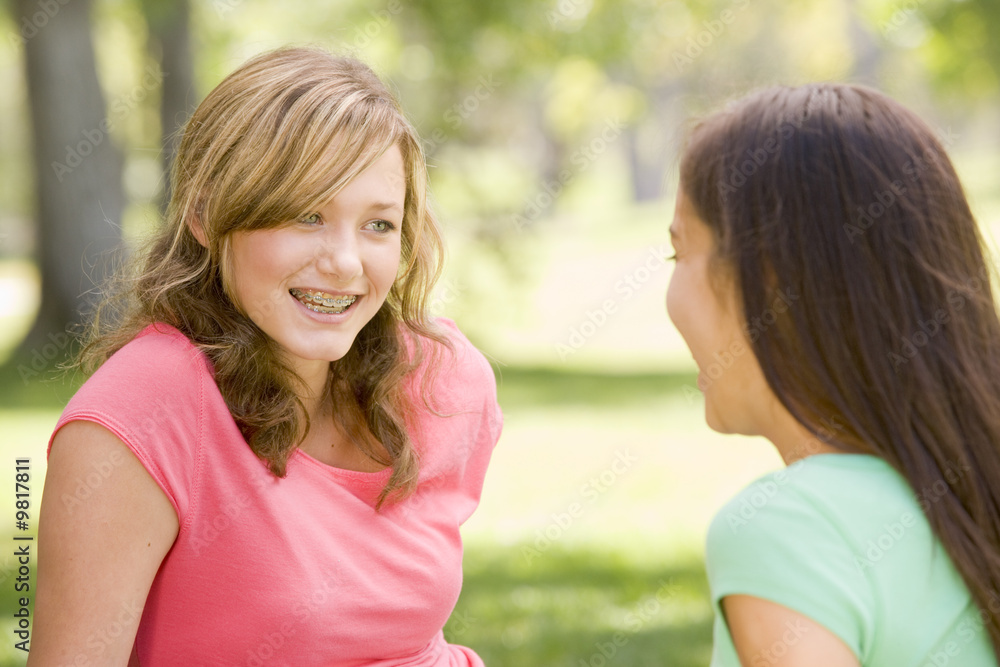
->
[290,289,357,314]
[307,303,347,314]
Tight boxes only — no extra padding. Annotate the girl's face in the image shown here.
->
[227,145,406,377]
[666,191,774,435]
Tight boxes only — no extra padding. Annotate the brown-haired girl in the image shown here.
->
[667,84,1000,665]
[30,47,501,666]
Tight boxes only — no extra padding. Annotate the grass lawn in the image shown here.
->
[441,367,781,665]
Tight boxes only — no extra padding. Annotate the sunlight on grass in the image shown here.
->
[447,368,780,664]
[446,545,713,666]
[464,367,783,559]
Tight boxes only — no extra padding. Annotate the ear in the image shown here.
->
[186,212,209,248]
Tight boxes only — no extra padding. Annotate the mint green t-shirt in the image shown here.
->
[706,454,998,666]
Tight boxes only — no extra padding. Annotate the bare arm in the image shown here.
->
[29,421,179,666]
[723,595,861,667]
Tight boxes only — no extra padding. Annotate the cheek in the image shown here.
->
[666,271,681,329]
[666,266,696,340]
[227,232,302,313]
[666,261,735,365]
[370,241,403,291]
[223,238,254,308]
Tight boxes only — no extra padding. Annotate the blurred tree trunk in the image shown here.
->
[624,82,684,202]
[845,0,885,85]
[14,0,124,366]
[140,0,196,212]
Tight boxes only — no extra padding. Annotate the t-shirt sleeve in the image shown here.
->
[446,319,503,453]
[418,318,503,449]
[706,472,875,665]
[48,326,208,522]
[406,319,502,523]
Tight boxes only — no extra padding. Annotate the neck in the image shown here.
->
[758,398,843,465]
[290,359,332,420]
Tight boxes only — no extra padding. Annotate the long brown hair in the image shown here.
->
[79,47,447,508]
[681,83,1000,656]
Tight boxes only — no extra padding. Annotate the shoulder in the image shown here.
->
[708,453,910,547]
[84,322,214,403]
[706,455,914,661]
[404,318,498,407]
[50,323,214,518]
[100,322,212,380]
[423,317,495,378]
[53,323,213,454]
[401,319,503,475]
[708,462,812,557]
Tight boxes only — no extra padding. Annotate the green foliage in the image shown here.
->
[920,0,1000,100]
[496,366,697,410]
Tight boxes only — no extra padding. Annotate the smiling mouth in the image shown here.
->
[290,288,358,315]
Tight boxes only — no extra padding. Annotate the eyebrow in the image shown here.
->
[369,201,404,214]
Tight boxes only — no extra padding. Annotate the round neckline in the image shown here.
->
[291,448,392,484]
[792,452,889,469]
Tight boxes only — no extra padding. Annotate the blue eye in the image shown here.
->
[300,213,321,225]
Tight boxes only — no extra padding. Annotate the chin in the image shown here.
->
[312,345,354,363]
[704,407,727,434]
[704,396,737,435]
[706,401,764,438]
[284,337,357,365]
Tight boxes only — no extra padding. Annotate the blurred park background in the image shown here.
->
[1,0,1000,664]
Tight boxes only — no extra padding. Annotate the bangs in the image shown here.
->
[282,96,405,225]
[213,80,406,236]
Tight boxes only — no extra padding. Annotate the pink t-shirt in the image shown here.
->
[49,320,502,666]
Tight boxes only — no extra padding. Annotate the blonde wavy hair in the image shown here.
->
[79,47,446,508]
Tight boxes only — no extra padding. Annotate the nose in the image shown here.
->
[314,229,363,283]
